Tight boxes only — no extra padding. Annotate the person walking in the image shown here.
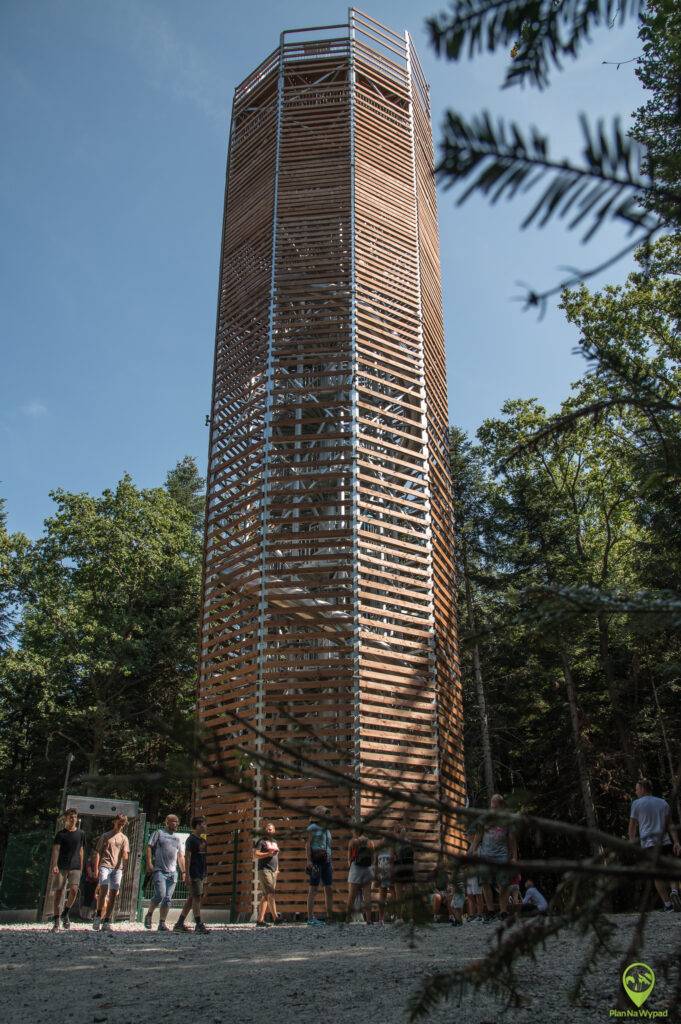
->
[174,816,210,934]
[628,778,681,912]
[92,814,130,932]
[144,814,186,931]
[305,805,333,925]
[345,828,377,924]
[254,822,280,927]
[48,807,85,932]
[468,794,518,922]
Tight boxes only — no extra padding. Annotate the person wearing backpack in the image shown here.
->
[305,805,334,925]
[345,828,379,924]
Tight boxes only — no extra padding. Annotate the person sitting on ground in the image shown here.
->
[174,815,210,934]
[628,778,681,912]
[144,813,186,932]
[306,805,333,925]
[450,877,465,927]
[468,793,518,922]
[48,807,85,932]
[254,821,281,927]
[346,827,379,924]
[431,857,450,923]
[521,878,548,915]
[92,814,130,932]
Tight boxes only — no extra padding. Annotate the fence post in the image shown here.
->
[230,829,239,922]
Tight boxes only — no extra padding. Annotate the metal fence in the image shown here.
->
[0,830,53,913]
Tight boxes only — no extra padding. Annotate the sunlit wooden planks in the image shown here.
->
[198,9,464,918]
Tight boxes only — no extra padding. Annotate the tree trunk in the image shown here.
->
[560,650,599,839]
[650,674,681,822]
[462,538,495,800]
[597,612,636,774]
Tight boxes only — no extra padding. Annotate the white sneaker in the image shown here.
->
[92,916,101,931]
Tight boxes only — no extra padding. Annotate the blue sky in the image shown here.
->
[1,0,646,538]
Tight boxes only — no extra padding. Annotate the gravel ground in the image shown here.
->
[0,914,678,1023]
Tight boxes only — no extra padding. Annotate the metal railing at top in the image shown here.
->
[233,7,418,104]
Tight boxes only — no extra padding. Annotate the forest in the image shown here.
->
[0,0,679,877]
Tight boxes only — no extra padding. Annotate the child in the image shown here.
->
[521,878,548,915]
[450,878,465,927]
[375,839,395,924]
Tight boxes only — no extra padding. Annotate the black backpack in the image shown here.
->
[355,840,372,868]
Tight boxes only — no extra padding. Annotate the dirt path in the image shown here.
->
[0,914,678,1023]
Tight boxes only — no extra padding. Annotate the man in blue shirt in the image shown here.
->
[305,805,334,925]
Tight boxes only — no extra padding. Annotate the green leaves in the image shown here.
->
[0,467,204,836]
[428,0,640,89]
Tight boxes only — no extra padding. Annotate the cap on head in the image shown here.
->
[312,804,327,818]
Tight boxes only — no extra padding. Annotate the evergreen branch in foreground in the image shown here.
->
[437,111,662,242]
[427,0,641,89]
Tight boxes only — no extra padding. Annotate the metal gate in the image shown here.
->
[40,797,145,922]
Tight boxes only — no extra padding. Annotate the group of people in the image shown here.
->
[48,778,681,932]
[49,812,209,933]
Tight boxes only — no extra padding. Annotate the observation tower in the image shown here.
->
[198,8,464,916]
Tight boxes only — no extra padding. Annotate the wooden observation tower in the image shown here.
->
[198,8,464,916]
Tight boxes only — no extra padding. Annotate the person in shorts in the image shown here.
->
[468,794,518,921]
[431,857,450,923]
[449,878,466,926]
[255,822,280,927]
[48,807,85,932]
[144,813,186,932]
[375,839,395,924]
[464,828,484,920]
[174,816,209,933]
[393,826,416,921]
[628,778,681,912]
[92,814,130,931]
[80,847,99,920]
[346,828,377,924]
[306,805,333,925]
[507,873,522,907]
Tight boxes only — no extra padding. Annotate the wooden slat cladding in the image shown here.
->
[198,10,464,919]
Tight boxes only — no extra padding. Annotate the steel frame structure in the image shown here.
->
[198,8,464,916]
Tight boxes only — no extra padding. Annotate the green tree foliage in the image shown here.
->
[631,0,681,228]
[453,238,681,841]
[165,454,206,534]
[0,464,203,849]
